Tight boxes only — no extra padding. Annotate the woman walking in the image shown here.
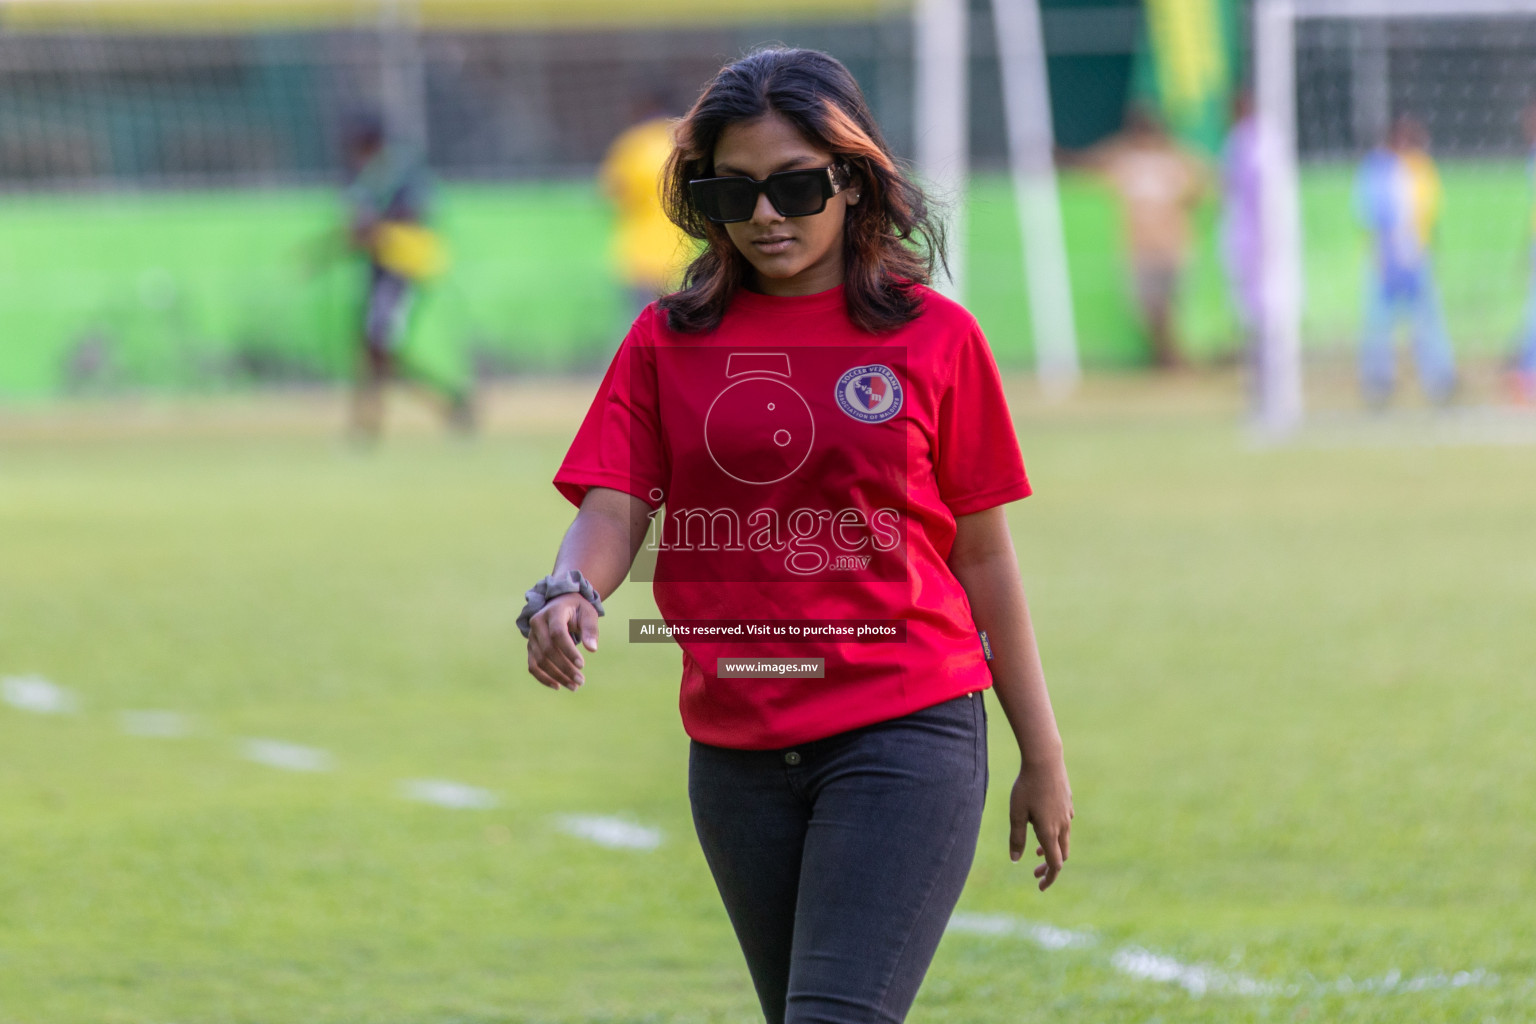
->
[521,47,1073,1022]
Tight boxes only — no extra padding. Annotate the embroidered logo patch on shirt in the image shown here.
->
[835,364,904,423]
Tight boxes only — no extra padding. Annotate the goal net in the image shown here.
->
[1256,0,1536,431]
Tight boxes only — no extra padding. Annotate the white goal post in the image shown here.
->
[915,0,1080,397]
[1255,0,1536,435]
[914,0,971,301]
[992,0,1081,398]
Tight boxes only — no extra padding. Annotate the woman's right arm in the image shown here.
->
[526,486,654,692]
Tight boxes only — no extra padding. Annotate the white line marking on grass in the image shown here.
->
[1314,967,1497,995]
[1,675,77,714]
[1393,968,1496,993]
[1274,408,1536,450]
[555,814,663,850]
[947,912,1097,950]
[949,912,1502,1001]
[399,779,499,810]
[1111,946,1281,997]
[120,710,192,738]
[239,738,333,773]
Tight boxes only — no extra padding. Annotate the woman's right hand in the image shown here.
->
[1009,756,1073,891]
[526,592,601,691]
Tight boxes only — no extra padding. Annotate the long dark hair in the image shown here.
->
[658,47,947,334]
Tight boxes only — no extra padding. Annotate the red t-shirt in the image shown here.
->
[554,282,1030,749]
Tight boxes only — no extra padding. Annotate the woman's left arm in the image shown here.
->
[948,505,1074,890]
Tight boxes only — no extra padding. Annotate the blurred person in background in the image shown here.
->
[1220,90,1264,393]
[1070,107,1210,369]
[600,91,691,316]
[1354,113,1458,407]
[1507,101,1536,404]
[340,112,473,441]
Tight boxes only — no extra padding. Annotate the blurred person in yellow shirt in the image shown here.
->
[601,94,691,314]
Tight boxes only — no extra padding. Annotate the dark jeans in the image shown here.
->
[688,693,988,1023]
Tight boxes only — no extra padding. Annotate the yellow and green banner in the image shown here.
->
[1137,0,1240,156]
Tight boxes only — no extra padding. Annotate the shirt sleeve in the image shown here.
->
[553,311,669,510]
[933,321,1031,516]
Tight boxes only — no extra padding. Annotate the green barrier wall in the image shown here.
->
[0,182,628,399]
[2,165,1525,400]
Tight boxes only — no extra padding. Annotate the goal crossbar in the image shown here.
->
[1292,0,1536,19]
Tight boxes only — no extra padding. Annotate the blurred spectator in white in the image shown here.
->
[1220,90,1264,390]
[1508,101,1536,404]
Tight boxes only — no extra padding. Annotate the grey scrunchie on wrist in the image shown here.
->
[517,569,606,639]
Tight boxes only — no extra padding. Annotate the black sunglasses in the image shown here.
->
[689,165,849,223]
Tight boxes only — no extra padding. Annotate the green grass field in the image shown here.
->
[2,379,1532,1023]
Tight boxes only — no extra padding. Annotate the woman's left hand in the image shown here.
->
[1009,757,1073,891]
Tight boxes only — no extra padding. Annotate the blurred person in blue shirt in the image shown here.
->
[1354,114,1457,406]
